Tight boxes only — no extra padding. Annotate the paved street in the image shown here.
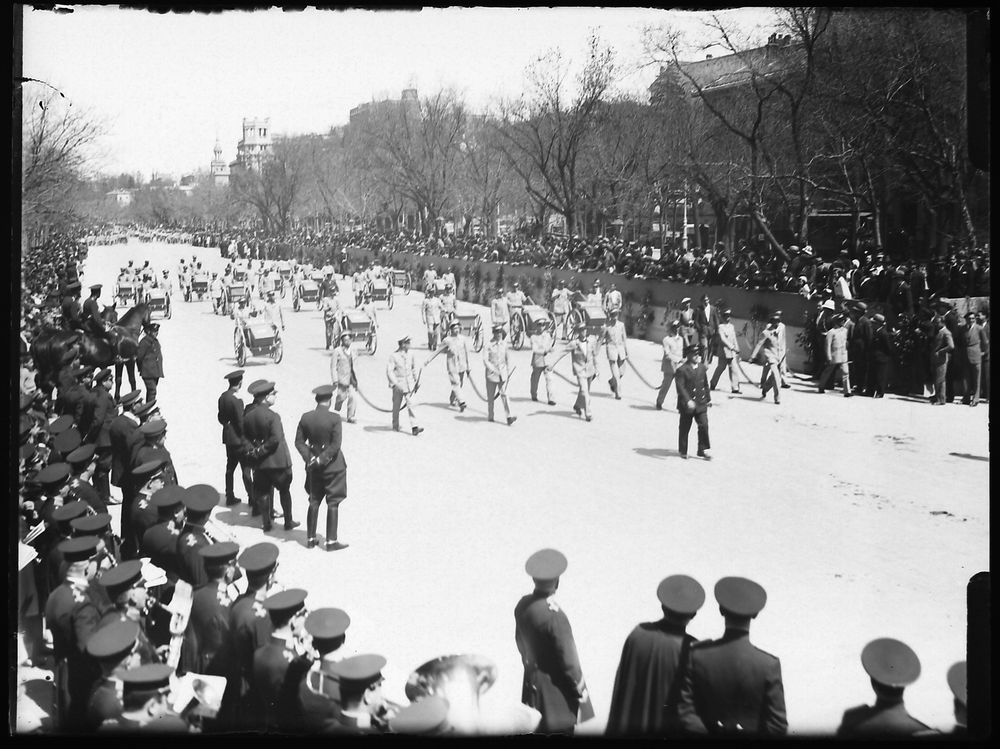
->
[20,239,988,735]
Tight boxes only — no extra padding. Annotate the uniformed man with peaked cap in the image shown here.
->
[218,369,253,507]
[514,548,591,734]
[677,576,787,736]
[836,637,933,736]
[177,484,219,587]
[607,575,705,736]
[295,384,349,550]
[182,541,240,680]
[140,485,187,580]
[323,654,391,733]
[243,379,299,532]
[294,607,352,730]
[946,661,967,735]
[101,663,186,732]
[71,511,120,566]
[44,500,91,593]
[127,457,169,557]
[83,619,142,730]
[253,588,309,731]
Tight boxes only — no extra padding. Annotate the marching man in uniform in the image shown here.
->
[674,344,712,459]
[551,279,571,340]
[551,323,598,422]
[602,309,629,400]
[386,336,424,436]
[424,319,471,412]
[529,320,556,406]
[330,332,358,424]
[490,287,510,336]
[514,548,593,735]
[484,324,516,426]
[294,385,350,551]
[218,369,254,507]
[421,287,443,351]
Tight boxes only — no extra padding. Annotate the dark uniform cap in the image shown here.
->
[139,420,167,438]
[132,458,165,479]
[37,462,72,488]
[199,541,240,564]
[247,380,275,397]
[525,548,568,581]
[48,415,75,436]
[67,443,97,467]
[861,638,921,687]
[329,654,387,686]
[312,384,335,399]
[95,367,113,382]
[89,284,103,292]
[58,535,101,562]
[714,576,767,617]
[146,322,160,331]
[224,369,245,381]
[397,335,411,345]
[683,344,703,357]
[118,390,142,407]
[657,575,706,615]
[20,443,41,464]
[947,661,966,706]
[98,560,144,596]
[150,485,186,510]
[133,400,158,418]
[66,281,82,292]
[182,484,219,514]
[86,620,139,660]
[389,696,450,735]
[71,512,112,535]
[120,663,174,693]
[305,608,351,640]
[52,428,83,456]
[238,542,279,574]
[52,500,89,524]
[262,588,308,614]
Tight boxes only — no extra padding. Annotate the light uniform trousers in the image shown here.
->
[530,366,553,402]
[710,355,740,392]
[485,378,512,421]
[335,384,357,420]
[574,375,593,417]
[449,370,468,405]
[391,387,419,430]
[819,361,851,394]
[656,362,679,408]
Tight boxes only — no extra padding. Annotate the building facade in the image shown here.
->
[211,139,230,186]
[236,117,272,171]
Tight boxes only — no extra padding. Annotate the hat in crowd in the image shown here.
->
[146,322,160,331]
[340,331,353,341]
[67,443,97,468]
[52,500,89,525]
[657,575,706,615]
[449,320,461,330]
[821,299,835,310]
[48,414,75,436]
[262,588,308,616]
[95,367,113,383]
[59,535,101,563]
[182,484,219,515]
[389,696,450,735]
[37,462,72,489]
[861,638,921,687]
[788,245,800,253]
[199,541,240,565]
[722,308,732,316]
[873,313,886,323]
[71,512,112,536]
[305,608,351,641]
[802,245,814,255]
[133,458,166,482]
[99,559,144,598]
[769,313,781,322]
[492,323,506,334]
[715,576,767,617]
[118,390,142,407]
[52,428,83,458]
[151,485,186,512]
[668,319,680,328]
[328,654,387,688]
[66,281,82,292]
[683,344,703,357]
[224,369,245,382]
[86,620,139,661]
[133,400,158,419]
[525,548,567,582]
[397,335,411,346]
[312,384,335,400]
[248,380,275,397]
[947,662,967,707]
[140,420,167,439]
[852,301,868,312]
[20,443,42,465]
[680,297,691,304]
[119,663,173,695]
[239,542,279,576]
[89,284,103,292]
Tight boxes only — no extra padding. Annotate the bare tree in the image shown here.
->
[230,136,313,233]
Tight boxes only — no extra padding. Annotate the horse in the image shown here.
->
[30,302,151,400]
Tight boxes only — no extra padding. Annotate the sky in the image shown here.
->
[22,5,779,179]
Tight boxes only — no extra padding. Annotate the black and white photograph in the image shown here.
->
[13,4,989,737]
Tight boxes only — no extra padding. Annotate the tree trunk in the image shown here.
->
[692,196,701,249]
[751,210,789,261]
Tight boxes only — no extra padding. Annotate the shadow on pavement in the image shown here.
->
[629,404,662,411]
[949,452,989,462]
[633,447,681,460]
[214,507,267,530]
[362,425,398,433]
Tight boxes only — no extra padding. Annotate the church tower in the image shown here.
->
[211,139,230,186]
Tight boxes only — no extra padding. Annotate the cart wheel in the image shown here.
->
[404,277,411,295]
[473,321,484,352]
[293,295,300,312]
[272,339,283,363]
[367,329,378,354]
[388,292,395,310]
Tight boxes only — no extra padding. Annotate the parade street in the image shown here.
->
[27,237,985,735]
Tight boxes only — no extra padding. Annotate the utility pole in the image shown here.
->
[681,180,689,251]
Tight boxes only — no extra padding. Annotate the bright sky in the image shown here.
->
[22,5,778,178]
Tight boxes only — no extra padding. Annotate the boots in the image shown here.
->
[306,503,319,548]
[325,505,348,551]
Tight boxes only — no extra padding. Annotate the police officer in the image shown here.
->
[484,323,516,425]
[131,419,177,485]
[243,380,299,532]
[127,458,168,558]
[607,575,706,736]
[71,511,121,569]
[45,500,91,593]
[836,638,933,736]
[81,283,113,342]
[87,368,116,504]
[60,281,85,332]
[218,370,253,507]
[677,577,787,736]
[330,332,358,423]
[674,344,712,459]
[514,548,592,735]
[294,385,349,551]
[83,620,143,730]
[386,336,423,436]
[109,390,143,508]
[177,484,219,588]
[424,319,471,411]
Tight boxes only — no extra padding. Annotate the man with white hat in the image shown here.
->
[424,319,471,412]
[551,279,572,339]
[386,336,423,435]
[484,324,516,425]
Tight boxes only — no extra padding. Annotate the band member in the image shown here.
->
[83,620,143,730]
[674,345,712,459]
[294,385,349,551]
[602,309,629,399]
[529,320,556,406]
[293,608,351,730]
[484,324,516,425]
[177,484,219,588]
[330,333,358,423]
[424,319,471,411]
[243,380,299,533]
[386,336,423,436]
[218,370,253,506]
[253,589,310,732]
[325,654,395,733]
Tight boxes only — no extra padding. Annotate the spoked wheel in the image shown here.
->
[511,313,525,350]
[293,294,300,312]
[366,329,378,354]
[387,292,395,310]
[271,338,283,363]
[472,320,484,352]
[403,276,411,295]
